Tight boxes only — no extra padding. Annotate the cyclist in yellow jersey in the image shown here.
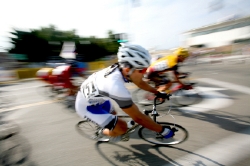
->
[145,47,190,93]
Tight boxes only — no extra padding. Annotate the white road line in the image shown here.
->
[0,98,49,108]
[0,100,58,113]
[195,86,227,92]
[163,128,250,166]
[0,85,43,91]
[178,87,233,113]
[197,78,250,95]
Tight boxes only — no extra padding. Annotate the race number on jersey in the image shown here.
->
[81,74,99,99]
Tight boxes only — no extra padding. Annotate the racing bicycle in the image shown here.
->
[133,72,202,106]
[76,95,188,145]
[36,78,84,108]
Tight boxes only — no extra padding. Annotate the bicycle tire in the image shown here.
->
[37,85,68,100]
[0,91,16,107]
[36,85,56,98]
[76,119,102,141]
[171,88,202,107]
[138,122,188,145]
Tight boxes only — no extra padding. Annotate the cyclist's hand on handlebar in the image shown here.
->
[156,91,171,100]
[160,126,175,139]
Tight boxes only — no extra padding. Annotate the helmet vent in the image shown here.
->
[134,61,143,66]
[137,52,144,59]
[127,52,134,57]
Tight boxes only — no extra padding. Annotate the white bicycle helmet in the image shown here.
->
[117,43,151,69]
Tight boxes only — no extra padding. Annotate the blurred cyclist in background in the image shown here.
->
[50,59,86,101]
[37,56,86,102]
[144,47,190,93]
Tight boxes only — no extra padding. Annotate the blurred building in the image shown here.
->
[183,15,250,48]
[0,52,20,69]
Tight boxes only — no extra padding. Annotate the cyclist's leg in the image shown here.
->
[144,72,172,101]
[148,72,162,86]
[67,83,77,96]
[96,100,126,137]
[75,92,127,137]
[157,81,172,93]
[156,74,172,93]
[64,77,78,99]
[102,118,127,137]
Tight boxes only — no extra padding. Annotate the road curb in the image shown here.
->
[0,70,98,86]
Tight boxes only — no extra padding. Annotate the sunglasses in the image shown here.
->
[137,68,147,74]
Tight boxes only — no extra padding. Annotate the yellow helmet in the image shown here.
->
[173,47,189,58]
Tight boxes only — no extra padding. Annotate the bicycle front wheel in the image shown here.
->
[138,122,188,145]
[37,85,56,98]
[172,89,202,106]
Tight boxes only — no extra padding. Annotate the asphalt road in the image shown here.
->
[1,62,250,166]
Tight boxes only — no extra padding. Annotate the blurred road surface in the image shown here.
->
[1,62,250,166]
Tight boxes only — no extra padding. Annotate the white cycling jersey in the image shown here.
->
[80,66,133,108]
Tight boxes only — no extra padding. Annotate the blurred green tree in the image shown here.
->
[8,26,120,62]
[9,29,50,62]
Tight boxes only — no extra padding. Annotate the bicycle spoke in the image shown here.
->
[76,120,100,141]
[172,89,202,106]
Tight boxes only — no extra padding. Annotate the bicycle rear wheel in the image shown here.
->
[37,85,56,98]
[138,122,188,145]
[172,89,202,106]
[76,119,102,141]
[0,90,16,109]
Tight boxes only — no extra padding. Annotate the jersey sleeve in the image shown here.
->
[95,68,134,109]
[99,80,133,109]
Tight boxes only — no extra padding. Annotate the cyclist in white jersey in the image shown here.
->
[75,43,175,142]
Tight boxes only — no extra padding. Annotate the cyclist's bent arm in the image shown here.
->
[122,103,163,133]
[136,80,158,94]
[131,70,158,94]
[173,71,185,86]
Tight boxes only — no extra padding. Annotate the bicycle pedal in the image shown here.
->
[172,127,178,132]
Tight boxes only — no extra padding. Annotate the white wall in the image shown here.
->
[185,26,250,47]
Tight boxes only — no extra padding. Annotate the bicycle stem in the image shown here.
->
[153,96,177,127]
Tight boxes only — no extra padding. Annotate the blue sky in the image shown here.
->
[1,0,250,52]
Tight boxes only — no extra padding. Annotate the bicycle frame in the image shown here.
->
[170,73,196,92]
[120,96,174,135]
[146,72,195,94]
